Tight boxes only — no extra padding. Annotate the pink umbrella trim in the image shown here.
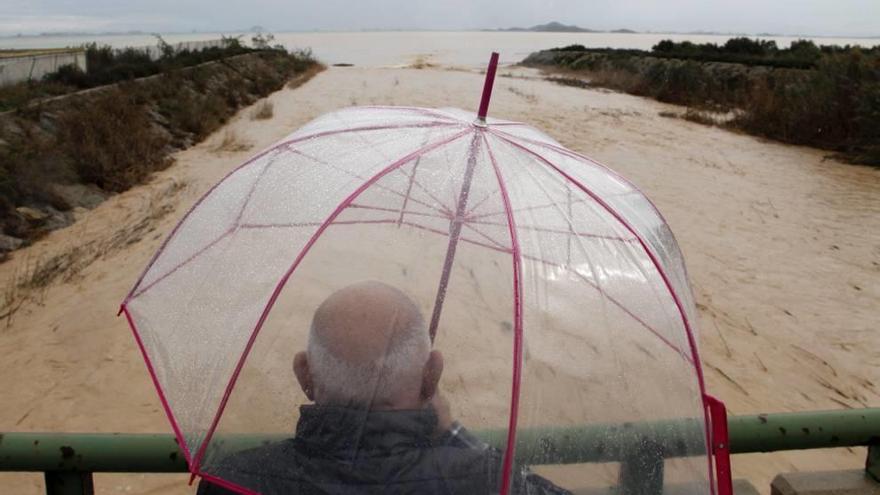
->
[189,127,473,472]
[120,112,711,492]
[121,305,194,466]
[491,131,714,492]
[483,133,525,495]
[124,120,462,303]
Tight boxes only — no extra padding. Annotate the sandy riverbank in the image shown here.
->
[1,65,878,494]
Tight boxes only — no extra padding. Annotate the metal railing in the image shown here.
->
[2,408,878,494]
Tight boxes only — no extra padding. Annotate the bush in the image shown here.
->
[0,45,322,253]
[531,41,880,165]
[58,89,171,191]
[19,39,270,110]
[251,99,274,120]
[733,49,880,165]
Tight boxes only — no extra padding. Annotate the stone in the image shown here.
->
[733,479,762,495]
[41,206,73,231]
[772,470,880,495]
[49,183,108,210]
[0,234,24,252]
[15,206,48,222]
[568,478,759,494]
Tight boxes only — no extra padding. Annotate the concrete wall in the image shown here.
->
[0,40,228,86]
[0,51,86,86]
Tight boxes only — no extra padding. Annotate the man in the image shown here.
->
[198,281,569,494]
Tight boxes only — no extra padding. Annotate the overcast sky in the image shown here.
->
[2,0,878,37]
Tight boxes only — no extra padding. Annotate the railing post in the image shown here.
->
[867,444,879,483]
[44,471,94,495]
[618,439,664,495]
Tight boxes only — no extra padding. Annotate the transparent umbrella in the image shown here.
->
[121,53,732,495]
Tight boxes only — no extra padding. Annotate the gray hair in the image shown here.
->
[307,316,430,407]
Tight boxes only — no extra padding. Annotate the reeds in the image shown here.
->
[530,40,880,166]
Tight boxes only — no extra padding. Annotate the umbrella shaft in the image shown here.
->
[428,133,482,342]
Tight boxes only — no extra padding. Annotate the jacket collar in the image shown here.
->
[295,404,438,457]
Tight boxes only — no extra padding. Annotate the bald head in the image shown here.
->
[311,281,424,366]
[294,281,442,409]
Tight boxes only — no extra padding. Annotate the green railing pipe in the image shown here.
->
[2,408,878,474]
[0,433,187,473]
[728,408,880,454]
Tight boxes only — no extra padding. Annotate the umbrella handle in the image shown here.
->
[477,52,500,122]
[706,394,733,495]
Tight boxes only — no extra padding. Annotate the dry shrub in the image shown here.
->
[58,88,171,192]
[544,76,591,89]
[1,179,184,326]
[287,63,325,89]
[409,56,437,69]
[585,68,641,92]
[535,46,880,165]
[213,130,252,152]
[507,86,538,104]
[0,50,325,257]
[150,75,230,142]
[682,108,720,126]
[0,120,74,239]
[251,100,274,120]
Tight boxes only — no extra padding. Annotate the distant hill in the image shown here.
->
[499,21,598,33]
[611,28,637,34]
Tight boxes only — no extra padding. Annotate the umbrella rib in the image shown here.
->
[490,127,667,212]
[488,131,712,462]
[124,121,460,301]
[129,227,234,300]
[238,219,404,229]
[354,105,462,122]
[348,203,450,220]
[342,123,455,216]
[291,148,451,217]
[237,218,513,254]
[490,130,714,493]
[483,135,689,361]
[465,218,638,242]
[233,149,281,227]
[490,127,695,281]
[567,186,574,265]
[463,186,502,218]
[487,121,529,127]
[489,130,696,365]
[396,156,423,225]
[190,127,474,472]
[427,133,483,342]
[461,222,510,251]
[394,166,455,217]
[467,198,590,221]
[120,306,194,467]
[482,133,525,495]
[520,253,692,363]
[400,219,512,254]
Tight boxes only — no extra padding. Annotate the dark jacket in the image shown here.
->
[197,405,570,495]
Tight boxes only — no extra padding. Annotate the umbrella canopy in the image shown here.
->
[122,54,725,494]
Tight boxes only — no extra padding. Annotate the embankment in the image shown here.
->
[0,50,321,258]
[522,47,880,167]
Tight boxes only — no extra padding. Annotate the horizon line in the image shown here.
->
[2,27,880,41]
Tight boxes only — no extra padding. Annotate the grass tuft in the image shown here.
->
[213,130,252,152]
[251,100,274,120]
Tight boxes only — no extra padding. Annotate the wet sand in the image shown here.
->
[1,65,878,494]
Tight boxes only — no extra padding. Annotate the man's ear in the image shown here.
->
[420,350,444,400]
[293,352,314,401]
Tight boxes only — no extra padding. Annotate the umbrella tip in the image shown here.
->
[476,52,500,125]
